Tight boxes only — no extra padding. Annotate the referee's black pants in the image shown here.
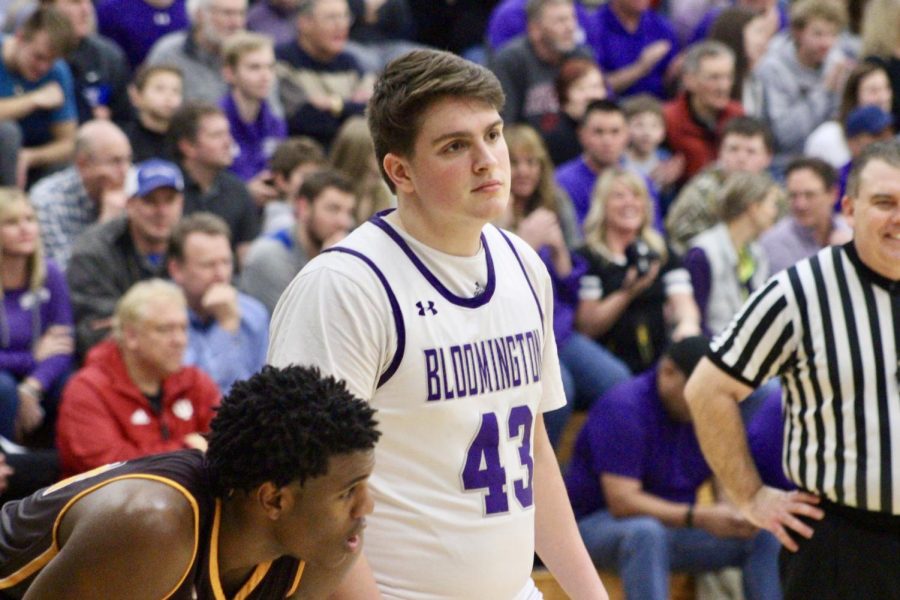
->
[780,499,900,600]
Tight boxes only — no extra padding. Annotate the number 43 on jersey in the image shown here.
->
[461,405,534,515]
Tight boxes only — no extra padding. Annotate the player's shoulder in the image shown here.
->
[486,225,551,280]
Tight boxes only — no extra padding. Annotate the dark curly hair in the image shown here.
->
[205,365,380,496]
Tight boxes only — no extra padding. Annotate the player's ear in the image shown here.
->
[257,481,295,519]
[382,153,415,196]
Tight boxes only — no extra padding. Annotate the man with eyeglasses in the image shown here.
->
[275,0,375,148]
[30,120,132,270]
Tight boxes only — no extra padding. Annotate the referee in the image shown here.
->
[685,140,900,600]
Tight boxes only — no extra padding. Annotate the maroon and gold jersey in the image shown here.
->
[0,450,304,599]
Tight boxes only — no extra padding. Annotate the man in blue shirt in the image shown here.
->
[589,0,679,99]
[167,212,268,394]
[0,7,78,186]
[566,336,782,600]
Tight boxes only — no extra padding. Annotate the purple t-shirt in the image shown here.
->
[220,93,287,182]
[97,0,189,69]
[0,261,73,390]
[589,4,679,99]
[747,385,794,491]
[486,0,598,51]
[565,368,712,518]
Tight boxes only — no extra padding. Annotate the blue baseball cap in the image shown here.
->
[127,160,185,198]
[845,105,894,138]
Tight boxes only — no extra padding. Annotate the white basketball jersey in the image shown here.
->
[320,214,561,599]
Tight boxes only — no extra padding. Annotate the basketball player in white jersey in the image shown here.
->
[268,49,607,600]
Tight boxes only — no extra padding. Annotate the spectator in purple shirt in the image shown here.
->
[589,0,680,99]
[247,0,301,46]
[0,188,73,443]
[220,32,286,206]
[96,0,188,69]
[565,336,782,600]
[758,157,851,275]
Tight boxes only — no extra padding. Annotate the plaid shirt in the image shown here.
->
[30,166,98,271]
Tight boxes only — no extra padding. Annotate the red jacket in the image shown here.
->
[57,340,220,477]
[663,93,744,181]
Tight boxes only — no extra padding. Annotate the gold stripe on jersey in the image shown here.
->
[286,561,306,596]
[208,498,273,600]
[0,474,200,598]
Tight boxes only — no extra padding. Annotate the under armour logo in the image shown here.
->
[416,301,437,316]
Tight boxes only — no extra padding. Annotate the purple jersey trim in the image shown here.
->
[369,211,497,308]
[322,247,405,388]
[498,229,544,328]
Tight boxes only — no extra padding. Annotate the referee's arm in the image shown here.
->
[685,358,823,552]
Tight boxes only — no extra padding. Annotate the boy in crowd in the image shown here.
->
[124,64,183,162]
[221,31,287,205]
[622,94,684,204]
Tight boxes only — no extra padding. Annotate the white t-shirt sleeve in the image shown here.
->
[267,255,395,402]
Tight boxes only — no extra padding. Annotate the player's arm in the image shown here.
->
[685,358,823,550]
[24,480,196,599]
[533,414,609,600]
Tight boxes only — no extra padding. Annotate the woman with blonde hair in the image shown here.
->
[329,116,394,223]
[576,168,699,372]
[0,188,74,442]
[499,124,629,447]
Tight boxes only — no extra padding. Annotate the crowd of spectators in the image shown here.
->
[0,0,893,595]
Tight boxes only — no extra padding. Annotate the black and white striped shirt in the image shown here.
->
[710,243,900,514]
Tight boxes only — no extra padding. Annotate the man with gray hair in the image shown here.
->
[663,40,744,182]
[146,0,281,113]
[30,120,132,270]
[275,0,374,148]
[56,278,218,477]
[490,0,591,129]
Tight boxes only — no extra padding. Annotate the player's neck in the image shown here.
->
[389,205,483,257]
[217,499,280,593]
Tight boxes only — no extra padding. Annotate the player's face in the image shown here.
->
[787,167,835,230]
[170,232,233,305]
[127,300,189,376]
[0,200,39,258]
[302,187,355,248]
[393,97,510,231]
[281,450,375,567]
[843,159,900,280]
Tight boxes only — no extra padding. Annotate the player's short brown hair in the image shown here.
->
[366,49,505,192]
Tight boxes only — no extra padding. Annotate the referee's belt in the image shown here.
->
[815,494,900,536]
